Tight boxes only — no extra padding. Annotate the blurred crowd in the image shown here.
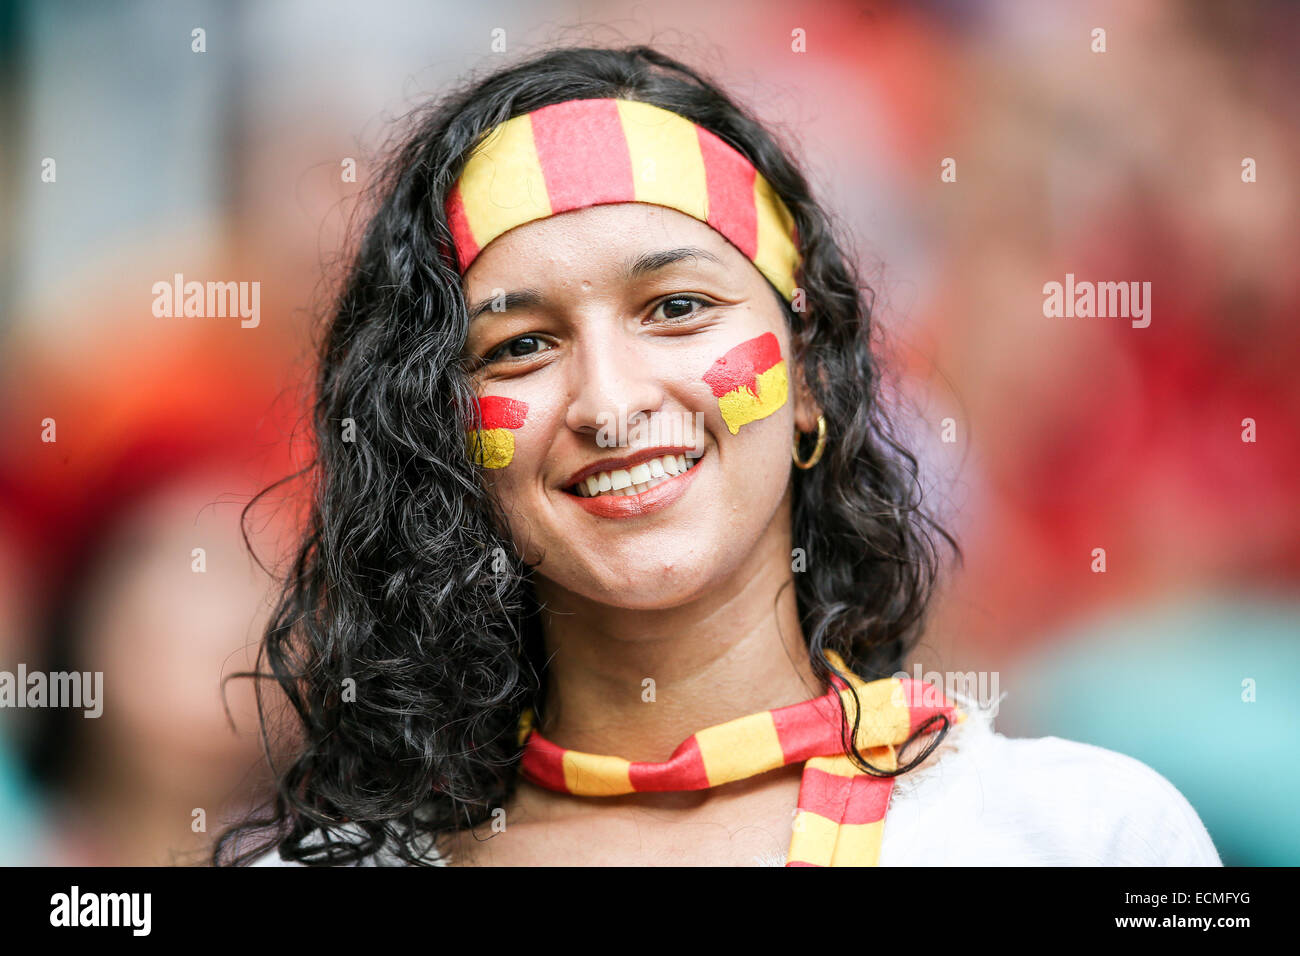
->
[0,0,1295,865]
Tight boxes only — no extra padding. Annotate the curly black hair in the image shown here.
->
[213,42,962,866]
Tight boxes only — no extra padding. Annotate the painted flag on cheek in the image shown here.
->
[466,396,528,469]
[702,332,789,436]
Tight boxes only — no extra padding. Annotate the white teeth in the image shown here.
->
[570,453,701,500]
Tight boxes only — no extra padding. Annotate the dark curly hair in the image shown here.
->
[213,42,962,866]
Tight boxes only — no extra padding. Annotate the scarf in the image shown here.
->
[444,97,802,303]
[516,650,966,866]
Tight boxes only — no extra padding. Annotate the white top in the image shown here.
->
[252,691,1222,867]
[874,693,1221,866]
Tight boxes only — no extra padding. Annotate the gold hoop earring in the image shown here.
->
[792,415,827,470]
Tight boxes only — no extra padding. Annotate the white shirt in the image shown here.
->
[874,694,1221,866]
[252,693,1222,867]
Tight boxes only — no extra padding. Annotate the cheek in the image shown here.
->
[466,395,530,469]
[701,331,789,435]
[466,393,567,510]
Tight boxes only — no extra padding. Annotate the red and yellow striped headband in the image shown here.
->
[445,98,802,302]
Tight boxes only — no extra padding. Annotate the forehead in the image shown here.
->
[462,202,748,293]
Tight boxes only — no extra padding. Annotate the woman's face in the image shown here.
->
[462,202,816,609]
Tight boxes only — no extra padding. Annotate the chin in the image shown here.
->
[546,552,724,610]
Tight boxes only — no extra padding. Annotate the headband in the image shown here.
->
[444,98,802,302]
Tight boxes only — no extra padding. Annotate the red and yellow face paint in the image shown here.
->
[465,395,528,469]
[702,332,789,435]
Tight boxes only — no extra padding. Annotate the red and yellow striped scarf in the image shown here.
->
[516,651,965,866]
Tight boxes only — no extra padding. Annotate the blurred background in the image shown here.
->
[0,0,1296,866]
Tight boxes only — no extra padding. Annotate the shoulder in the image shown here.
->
[880,697,1222,866]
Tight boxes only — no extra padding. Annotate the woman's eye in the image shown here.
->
[651,295,711,323]
[486,335,551,363]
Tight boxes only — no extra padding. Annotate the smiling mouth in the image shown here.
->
[565,452,701,499]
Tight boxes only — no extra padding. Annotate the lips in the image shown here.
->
[568,452,698,497]
[562,445,700,490]
[563,448,705,519]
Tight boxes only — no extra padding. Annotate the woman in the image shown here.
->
[224,45,1220,867]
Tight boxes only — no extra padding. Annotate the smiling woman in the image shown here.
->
[219,44,1220,868]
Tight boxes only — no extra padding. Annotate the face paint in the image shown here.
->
[466,395,528,468]
[701,332,789,435]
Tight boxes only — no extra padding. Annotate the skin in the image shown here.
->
[448,202,825,865]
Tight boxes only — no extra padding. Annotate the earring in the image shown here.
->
[792,414,827,469]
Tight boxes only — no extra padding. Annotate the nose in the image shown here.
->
[564,324,665,445]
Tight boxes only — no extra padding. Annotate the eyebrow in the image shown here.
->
[624,246,722,280]
[465,246,723,322]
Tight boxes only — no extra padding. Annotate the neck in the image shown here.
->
[530,488,823,761]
